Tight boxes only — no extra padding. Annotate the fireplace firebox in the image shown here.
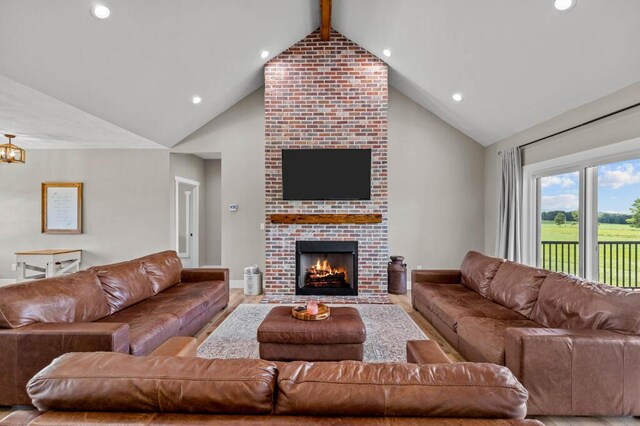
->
[295,241,358,296]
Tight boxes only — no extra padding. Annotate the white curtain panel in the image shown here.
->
[496,146,522,262]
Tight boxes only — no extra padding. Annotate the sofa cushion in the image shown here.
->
[99,312,181,355]
[488,262,548,317]
[0,271,110,329]
[137,250,182,294]
[159,280,228,308]
[118,280,227,329]
[457,317,543,365]
[460,251,504,297]
[90,260,154,314]
[275,361,529,418]
[531,272,640,335]
[429,291,525,331]
[412,283,470,311]
[27,352,278,415]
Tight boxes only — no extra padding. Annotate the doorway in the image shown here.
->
[175,177,200,268]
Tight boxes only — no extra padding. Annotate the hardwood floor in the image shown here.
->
[2,289,637,425]
[194,289,639,426]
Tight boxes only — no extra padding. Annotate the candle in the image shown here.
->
[307,300,319,315]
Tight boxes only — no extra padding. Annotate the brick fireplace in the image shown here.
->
[264,29,388,296]
[296,240,358,296]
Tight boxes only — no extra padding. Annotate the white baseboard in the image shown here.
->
[0,278,17,287]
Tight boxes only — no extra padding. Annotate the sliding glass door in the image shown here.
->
[596,159,640,287]
[538,171,582,276]
[531,156,640,288]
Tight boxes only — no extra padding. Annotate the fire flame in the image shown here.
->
[309,258,348,281]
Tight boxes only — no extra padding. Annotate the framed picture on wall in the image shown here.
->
[41,182,83,234]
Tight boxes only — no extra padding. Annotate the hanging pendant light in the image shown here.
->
[0,134,26,164]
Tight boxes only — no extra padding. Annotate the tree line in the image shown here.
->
[544,198,640,228]
[541,210,632,224]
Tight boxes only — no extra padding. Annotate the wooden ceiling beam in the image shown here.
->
[320,0,332,41]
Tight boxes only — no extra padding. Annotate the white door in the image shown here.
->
[175,177,199,268]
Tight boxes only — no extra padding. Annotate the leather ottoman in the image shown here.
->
[257,306,366,361]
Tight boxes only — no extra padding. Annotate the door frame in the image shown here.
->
[174,176,200,267]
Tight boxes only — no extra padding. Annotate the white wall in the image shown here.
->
[0,149,171,278]
[204,159,222,265]
[174,86,486,278]
[172,88,265,280]
[169,153,206,265]
[484,81,640,254]
[389,88,485,270]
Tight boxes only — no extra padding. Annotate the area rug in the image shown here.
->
[198,304,427,362]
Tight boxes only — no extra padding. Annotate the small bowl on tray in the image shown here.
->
[291,303,330,320]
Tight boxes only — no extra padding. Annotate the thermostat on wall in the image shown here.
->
[229,204,238,212]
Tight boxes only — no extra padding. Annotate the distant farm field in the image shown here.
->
[540,221,640,241]
[540,221,640,287]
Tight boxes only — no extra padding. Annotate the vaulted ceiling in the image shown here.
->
[1,0,639,148]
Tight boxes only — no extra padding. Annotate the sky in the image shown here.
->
[540,158,640,214]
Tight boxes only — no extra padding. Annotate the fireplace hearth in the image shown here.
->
[296,241,358,296]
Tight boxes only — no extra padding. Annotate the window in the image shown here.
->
[539,171,581,276]
[523,140,640,288]
[596,159,640,287]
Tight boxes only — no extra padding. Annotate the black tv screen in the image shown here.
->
[282,149,371,200]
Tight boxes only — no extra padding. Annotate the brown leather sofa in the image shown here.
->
[0,347,543,426]
[0,250,229,406]
[412,251,640,416]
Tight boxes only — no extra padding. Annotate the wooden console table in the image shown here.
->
[15,249,82,282]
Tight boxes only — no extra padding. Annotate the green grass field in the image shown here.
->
[540,221,640,287]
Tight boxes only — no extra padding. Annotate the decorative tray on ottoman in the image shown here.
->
[291,303,330,321]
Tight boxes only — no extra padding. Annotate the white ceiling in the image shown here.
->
[0,74,161,149]
[332,0,640,145]
[0,0,318,148]
[1,1,640,148]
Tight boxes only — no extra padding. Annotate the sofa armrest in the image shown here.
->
[505,327,640,416]
[181,268,229,284]
[0,322,129,406]
[148,336,197,357]
[406,340,452,364]
[412,269,461,284]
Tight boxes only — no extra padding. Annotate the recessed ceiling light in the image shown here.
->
[261,50,270,59]
[452,93,464,102]
[554,0,576,11]
[382,49,391,58]
[192,96,202,105]
[91,4,111,19]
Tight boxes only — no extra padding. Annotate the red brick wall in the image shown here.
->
[264,29,388,295]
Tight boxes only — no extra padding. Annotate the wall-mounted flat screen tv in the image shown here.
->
[282,149,372,200]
